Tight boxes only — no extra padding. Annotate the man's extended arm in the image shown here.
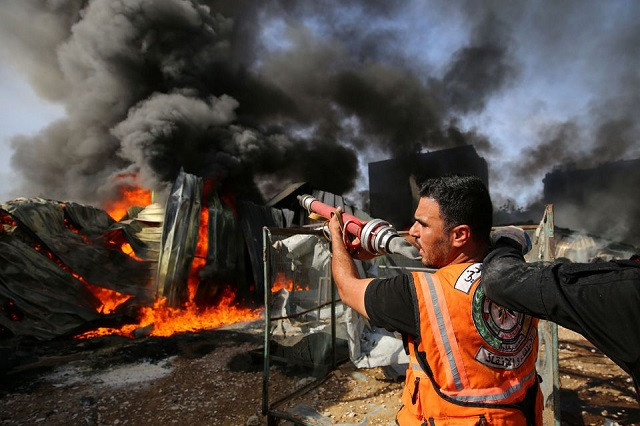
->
[481,238,549,319]
[483,237,621,335]
[483,236,640,383]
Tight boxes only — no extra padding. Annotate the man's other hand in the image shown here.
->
[490,226,532,255]
[328,207,344,242]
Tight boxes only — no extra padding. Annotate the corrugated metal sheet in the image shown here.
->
[0,198,152,339]
[155,171,203,307]
[0,235,102,339]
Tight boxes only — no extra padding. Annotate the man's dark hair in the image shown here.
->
[419,174,493,243]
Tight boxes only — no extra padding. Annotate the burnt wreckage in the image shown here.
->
[0,199,151,339]
[0,171,370,340]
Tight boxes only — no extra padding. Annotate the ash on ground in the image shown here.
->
[1,325,639,425]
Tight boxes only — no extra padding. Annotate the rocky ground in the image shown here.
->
[1,323,639,425]
[555,328,639,425]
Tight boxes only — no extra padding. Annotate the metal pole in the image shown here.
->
[262,227,271,416]
[330,274,336,369]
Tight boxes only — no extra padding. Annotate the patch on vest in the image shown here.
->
[454,263,482,294]
[471,284,536,370]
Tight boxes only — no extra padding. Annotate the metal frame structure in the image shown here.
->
[525,205,561,425]
[261,227,339,425]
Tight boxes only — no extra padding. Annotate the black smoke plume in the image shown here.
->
[1,0,513,206]
[2,1,639,247]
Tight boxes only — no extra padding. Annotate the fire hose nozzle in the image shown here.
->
[297,194,317,212]
[297,194,420,260]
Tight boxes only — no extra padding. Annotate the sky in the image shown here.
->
[0,0,638,212]
[0,58,65,201]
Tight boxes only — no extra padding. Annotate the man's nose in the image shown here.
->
[409,222,419,236]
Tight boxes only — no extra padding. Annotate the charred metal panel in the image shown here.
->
[2,199,149,296]
[156,171,203,307]
[63,201,115,238]
[207,193,241,273]
[0,235,101,339]
[194,192,246,306]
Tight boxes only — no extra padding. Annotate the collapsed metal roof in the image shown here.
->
[0,169,379,340]
[0,199,151,339]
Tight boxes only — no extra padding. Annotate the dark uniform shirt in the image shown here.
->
[482,237,640,395]
[364,274,417,337]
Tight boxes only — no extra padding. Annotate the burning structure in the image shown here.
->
[0,198,150,339]
[0,171,261,340]
[0,168,382,342]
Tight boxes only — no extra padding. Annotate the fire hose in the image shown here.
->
[297,194,420,260]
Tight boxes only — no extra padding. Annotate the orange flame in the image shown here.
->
[85,283,132,314]
[75,203,264,340]
[76,286,263,339]
[120,242,145,262]
[188,206,209,299]
[104,186,152,221]
[196,207,209,258]
[271,272,310,292]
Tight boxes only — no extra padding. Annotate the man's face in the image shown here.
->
[409,197,453,268]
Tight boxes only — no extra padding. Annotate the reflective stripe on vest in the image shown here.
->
[413,270,537,404]
[416,272,469,391]
[410,353,537,403]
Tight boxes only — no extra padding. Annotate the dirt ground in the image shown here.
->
[1,323,639,425]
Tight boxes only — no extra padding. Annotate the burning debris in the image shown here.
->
[0,172,250,340]
[0,198,149,339]
[0,169,367,341]
[155,171,203,308]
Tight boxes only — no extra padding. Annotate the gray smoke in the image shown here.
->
[2,0,639,247]
[481,1,640,246]
[502,1,640,177]
[1,0,515,206]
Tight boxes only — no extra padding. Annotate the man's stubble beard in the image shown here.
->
[421,233,453,269]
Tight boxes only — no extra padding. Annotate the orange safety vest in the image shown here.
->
[397,263,543,425]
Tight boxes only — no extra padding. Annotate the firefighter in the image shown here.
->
[483,226,640,398]
[329,175,542,425]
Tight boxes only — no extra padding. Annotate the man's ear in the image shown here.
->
[451,224,471,247]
